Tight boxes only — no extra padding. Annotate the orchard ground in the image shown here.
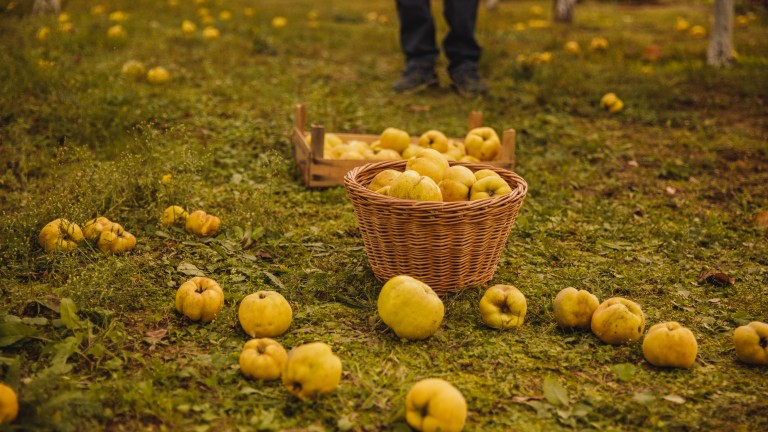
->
[1,0,767,431]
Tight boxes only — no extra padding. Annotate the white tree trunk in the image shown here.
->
[553,0,576,23]
[707,0,734,67]
[32,0,61,15]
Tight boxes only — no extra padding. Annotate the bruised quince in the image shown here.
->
[175,277,225,323]
[38,218,84,253]
[97,223,137,254]
[185,210,221,237]
[83,216,117,240]
[161,205,189,226]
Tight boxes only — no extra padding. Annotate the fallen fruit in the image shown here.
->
[405,378,467,432]
[38,218,84,253]
[239,338,288,381]
[642,321,698,368]
[175,276,225,323]
[238,291,293,338]
[591,297,645,345]
[282,342,342,399]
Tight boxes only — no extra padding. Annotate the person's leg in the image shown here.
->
[443,0,488,96]
[393,0,439,92]
[443,0,482,69]
[396,0,439,66]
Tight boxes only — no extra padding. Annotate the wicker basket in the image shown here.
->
[344,160,528,294]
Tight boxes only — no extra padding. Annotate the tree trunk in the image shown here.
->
[707,0,734,67]
[553,0,576,24]
[32,0,61,15]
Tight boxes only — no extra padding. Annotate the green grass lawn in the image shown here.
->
[1,0,767,430]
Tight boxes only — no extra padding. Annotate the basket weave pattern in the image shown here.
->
[344,160,528,294]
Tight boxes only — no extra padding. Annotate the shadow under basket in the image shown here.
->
[344,160,528,295]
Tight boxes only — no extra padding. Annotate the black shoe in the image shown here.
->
[449,63,489,97]
[392,64,438,93]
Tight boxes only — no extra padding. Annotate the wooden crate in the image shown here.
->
[291,103,516,188]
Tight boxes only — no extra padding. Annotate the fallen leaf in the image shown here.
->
[144,328,168,349]
[512,395,545,403]
[663,394,686,404]
[543,377,569,407]
[254,250,273,259]
[407,104,431,112]
[633,392,656,404]
[177,262,205,277]
[613,363,636,382]
[754,210,768,229]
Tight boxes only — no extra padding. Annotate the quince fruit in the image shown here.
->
[733,321,768,365]
[473,169,500,181]
[405,378,467,432]
[175,277,224,323]
[0,383,18,424]
[469,175,512,201]
[406,148,449,183]
[438,165,476,202]
[238,290,292,338]
[464,127,501,161]
[689,25,706,38]
[82,216,116,241]
[97,223,136,254]
[418,130,449,153]
[553,287,599,329]
[185,210,221,237]
[377,275,444,340]
[202,26,220,40]
[239,338,288,381]
[600,93,624,113]
[161,205,189,226]
[591,297,645,345]
[368,169,402,192]
[372,149,402,160]
[402,144,424,160]
[282,342,342,399]
[564,40,580,55]
[38,218,84,253]
[379,127,411,154]
[642,321,698,368]
[675,17,690,32]
[479,284,527,329]
[107,24,127,40]
[147,66,170,85]
[121,60,146,80]
[590,37,609,51]
[389,170,442,202]
[442,140,466,161]
[181,20,197,34]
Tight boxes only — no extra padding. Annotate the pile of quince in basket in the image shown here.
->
[362,127,511,202]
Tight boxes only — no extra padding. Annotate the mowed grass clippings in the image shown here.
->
[1,0,767,430]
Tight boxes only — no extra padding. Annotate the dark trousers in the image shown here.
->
[396,0,482,73]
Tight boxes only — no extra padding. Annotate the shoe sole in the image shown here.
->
[393,79,440,94]
[450,83,488,98]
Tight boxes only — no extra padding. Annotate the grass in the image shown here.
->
[1,0,767,430]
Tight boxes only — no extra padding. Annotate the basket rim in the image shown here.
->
[343,159,528,210]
